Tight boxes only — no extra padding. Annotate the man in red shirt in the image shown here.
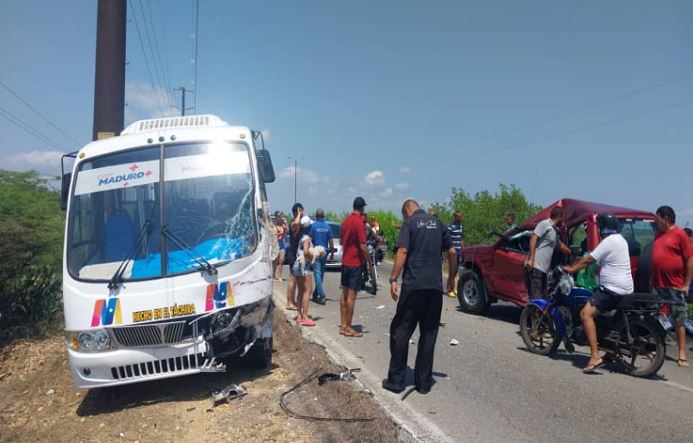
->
[652,206,693,368]
[339,197,373,337]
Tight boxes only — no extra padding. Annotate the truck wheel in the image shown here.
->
[245,337,273,373]
[457,270,488,314]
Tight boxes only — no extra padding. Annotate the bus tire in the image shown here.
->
[245,336,273,373]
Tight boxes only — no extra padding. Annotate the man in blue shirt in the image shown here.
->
[446,211,464,297]
[310,208,334,305]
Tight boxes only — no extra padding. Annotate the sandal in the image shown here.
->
[678,359,689,368]
[343,329,363,337]
[582,358,605,374]
[301,318,316,327]
[286,306,297,311]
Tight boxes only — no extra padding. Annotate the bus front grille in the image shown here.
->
[110,353,206,380]
[111,321,187,347]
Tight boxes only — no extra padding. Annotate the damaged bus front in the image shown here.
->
[60,115,276,388]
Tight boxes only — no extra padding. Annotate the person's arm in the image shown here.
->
[358,220,373,268]
[389,247,408,301]
[563,255,596,274]
[302,237,313,260]
[389,220,411,301]
[558,240,571,256]
[682,255,693,294]
[328,238,335,260]
[526,234,538,269]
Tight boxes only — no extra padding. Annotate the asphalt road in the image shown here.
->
[275,262,693,442]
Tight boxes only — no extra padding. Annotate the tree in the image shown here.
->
[431,184,542,245]
[0,170,64,341]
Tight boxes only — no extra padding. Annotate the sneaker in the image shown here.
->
[447,291,457,298]
[316,297,326,305]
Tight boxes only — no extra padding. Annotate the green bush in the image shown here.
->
[0,170,64,342]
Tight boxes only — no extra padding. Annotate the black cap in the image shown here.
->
[353,196,367,209]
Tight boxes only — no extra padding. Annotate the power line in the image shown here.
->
[485,96,693,156]
[128,0,165,117]
[0,104,68,150]
[458,72,693,148]
[192,0,199,113]
[137,0,173,116]
[0,80,82,147]
[150,0,173,99]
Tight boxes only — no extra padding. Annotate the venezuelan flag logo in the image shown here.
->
[91,298,122,327]
[205,282,236,311]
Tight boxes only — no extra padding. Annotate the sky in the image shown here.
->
[0,0,691,226]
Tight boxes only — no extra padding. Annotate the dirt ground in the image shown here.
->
[0,312,399,443]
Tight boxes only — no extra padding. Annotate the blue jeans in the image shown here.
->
[313,255,327,299]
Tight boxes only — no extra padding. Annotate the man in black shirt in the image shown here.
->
[384,199,457,394]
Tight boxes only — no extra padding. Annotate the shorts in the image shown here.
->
[525,268,547,300]
[654,287,688,323]
[589,288,624,312]
[291,260,313,278]
[277,239,286,251]
[341,266,362,292]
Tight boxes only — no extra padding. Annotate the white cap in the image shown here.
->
[300,215,312,228]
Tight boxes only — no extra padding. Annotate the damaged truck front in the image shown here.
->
[60,115,277,389]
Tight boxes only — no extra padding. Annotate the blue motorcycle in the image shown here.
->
[519,267,668,378]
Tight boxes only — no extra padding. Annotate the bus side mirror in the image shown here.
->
[257,150,275,183]
[60,172,71,210]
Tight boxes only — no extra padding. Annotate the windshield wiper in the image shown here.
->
[108,220,153,290]
[161,225,217,276]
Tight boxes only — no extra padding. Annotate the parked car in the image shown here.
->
[457,199,656,314]
[326,221,343,269]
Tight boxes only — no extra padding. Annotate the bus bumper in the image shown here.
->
[67,336,212,389]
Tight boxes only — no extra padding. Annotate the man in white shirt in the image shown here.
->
[563,213,633,373]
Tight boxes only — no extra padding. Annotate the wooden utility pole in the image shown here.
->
[92,0,126,141]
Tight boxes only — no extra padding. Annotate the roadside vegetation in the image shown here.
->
[431,184,543,244]
[0,170,64,344]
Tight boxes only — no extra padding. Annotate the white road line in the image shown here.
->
[661,380,693,395]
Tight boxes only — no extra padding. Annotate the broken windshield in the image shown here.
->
[67,142,257,282]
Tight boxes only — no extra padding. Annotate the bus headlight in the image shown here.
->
[66,329,111,352]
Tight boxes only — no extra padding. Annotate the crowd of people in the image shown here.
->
[271,198,693,391]
[528,205,693,371]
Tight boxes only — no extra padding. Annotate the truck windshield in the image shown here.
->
[67,142,257,282]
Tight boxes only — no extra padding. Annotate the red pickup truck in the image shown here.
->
[456,199,656,314]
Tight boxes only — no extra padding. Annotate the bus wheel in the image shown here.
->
[245,337,273,373]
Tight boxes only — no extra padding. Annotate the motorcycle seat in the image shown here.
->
[616,292,658,309]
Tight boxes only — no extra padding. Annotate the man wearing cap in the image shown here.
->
[339,197,373,337]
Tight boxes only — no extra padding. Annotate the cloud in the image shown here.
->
[380,188,393,197]
[125,81,177,124]
[364,170,386,187]
[399,166,411,174]
[395,182,409,191]
[278,164,323,186]
[3,149,65,173]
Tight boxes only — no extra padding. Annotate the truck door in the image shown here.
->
[491,233,530,304]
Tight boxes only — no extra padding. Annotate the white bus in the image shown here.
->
[60,115,276,389]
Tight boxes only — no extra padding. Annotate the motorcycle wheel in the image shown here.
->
[613,318,665,378]
[520,304,561,356]
[369,265,378,295]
